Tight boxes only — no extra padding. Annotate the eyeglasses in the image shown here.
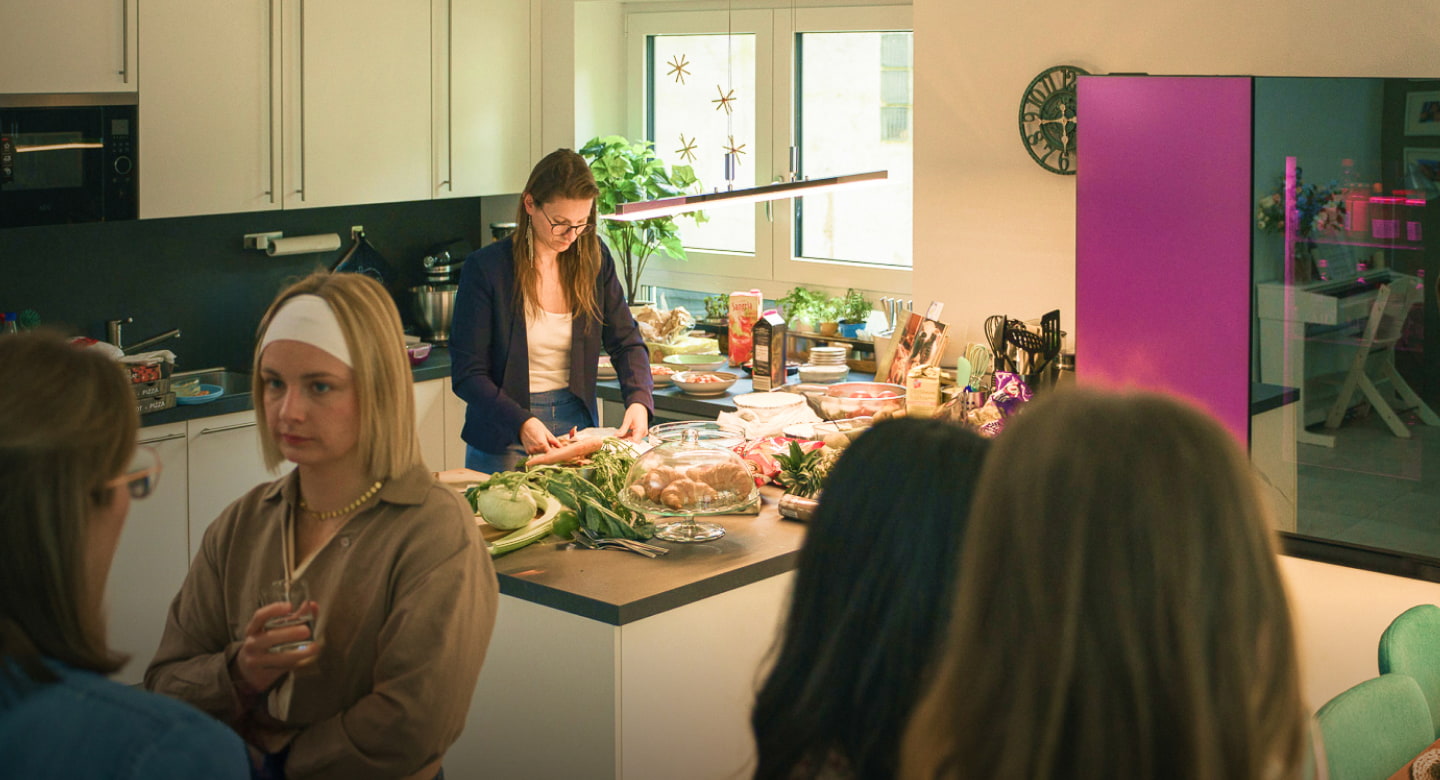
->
[538,205,593,237]
[107,445,162,499]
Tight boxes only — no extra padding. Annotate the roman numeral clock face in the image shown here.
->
[1019,65,1088,175]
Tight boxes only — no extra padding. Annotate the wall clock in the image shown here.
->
[1019,65,1089,175]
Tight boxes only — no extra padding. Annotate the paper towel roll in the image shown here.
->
[267,233,341,256]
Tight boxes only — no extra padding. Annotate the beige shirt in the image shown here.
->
[144,465,498,780]
[526,306,573,393]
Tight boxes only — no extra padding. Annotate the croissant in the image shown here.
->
[660,478,718,510]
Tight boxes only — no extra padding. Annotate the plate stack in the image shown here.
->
[799,346,849,383]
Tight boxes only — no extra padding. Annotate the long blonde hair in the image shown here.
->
[0,331,134,681]
[252,271,423,477]
[513,148,603,325]
[901,389,1307,780]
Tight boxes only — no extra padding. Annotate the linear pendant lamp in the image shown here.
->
[599,170,889,222]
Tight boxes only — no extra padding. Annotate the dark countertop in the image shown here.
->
[491,487,805,626]
[597,368,870,418]
[140,347,454,426]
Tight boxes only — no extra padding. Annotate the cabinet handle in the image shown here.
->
[198,421,258,436]
[266,0,277,203]
[444,0,453,193]
[118,0,129,82]
[296,0,306,202]
[138,431,187,445]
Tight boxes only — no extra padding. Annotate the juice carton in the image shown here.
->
[728,289,763,367]
[751,312,788,392]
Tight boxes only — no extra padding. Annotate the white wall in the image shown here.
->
[913,0,1440,710]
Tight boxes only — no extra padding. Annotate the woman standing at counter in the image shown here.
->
[146,272,497,780]
[451,149,653,474]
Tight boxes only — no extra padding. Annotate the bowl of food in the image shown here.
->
[663,353,729,372]
[672,370,738,396]
[816,382,906,420]
[406,342,432,366]
[651,363,676,386]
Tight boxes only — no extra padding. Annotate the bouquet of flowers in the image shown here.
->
[1255,168,1346,236]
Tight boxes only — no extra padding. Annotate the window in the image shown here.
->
[627,6,913,300]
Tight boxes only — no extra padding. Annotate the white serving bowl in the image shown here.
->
[672,370,739,396]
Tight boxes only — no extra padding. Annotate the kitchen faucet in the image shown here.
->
[107,317,182,355]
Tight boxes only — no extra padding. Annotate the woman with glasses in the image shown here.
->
[0,331,248,778]
[451,148,654,473]
[145,272,497,780]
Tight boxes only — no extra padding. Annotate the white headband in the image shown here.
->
[258,294,353,367]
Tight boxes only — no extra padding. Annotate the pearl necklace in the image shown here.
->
[300,480,383,520]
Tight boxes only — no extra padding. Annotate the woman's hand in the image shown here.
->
[520,417,562,454]
[231,601,321,694]
[616,403,649,441]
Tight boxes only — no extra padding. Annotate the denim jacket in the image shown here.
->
[0,657,248,780]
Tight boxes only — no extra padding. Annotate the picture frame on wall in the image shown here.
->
[1404,147,1440,198]
[1404,90,1440,135]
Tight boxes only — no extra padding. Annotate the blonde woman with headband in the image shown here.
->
[0,331,248,779]
[451,148,654,474]
[145,272,498,780]
[901,389,1308,780]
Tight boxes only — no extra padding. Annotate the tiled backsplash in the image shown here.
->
[2,194,518,371]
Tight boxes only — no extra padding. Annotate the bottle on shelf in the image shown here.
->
[1340,158,1370,237]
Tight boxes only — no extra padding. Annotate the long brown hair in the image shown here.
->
[252,271,423,477]
[901,389,1307,780]
[0,330,134,682]
[513,148,603,325]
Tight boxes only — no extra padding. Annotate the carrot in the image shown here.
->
[524,435,607,468]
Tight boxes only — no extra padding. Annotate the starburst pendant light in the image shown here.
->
[602,0,889,223]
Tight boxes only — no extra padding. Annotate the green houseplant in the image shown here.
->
[580,135,705,305]
[836,288,872,336]
[777,286,829,332]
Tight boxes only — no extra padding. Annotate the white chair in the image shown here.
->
[1323,280,1440,438]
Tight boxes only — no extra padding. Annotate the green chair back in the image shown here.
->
[1316,673,1433,780]
[1379,603,1440,739]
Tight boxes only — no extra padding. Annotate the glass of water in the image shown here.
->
[260,578,315,654]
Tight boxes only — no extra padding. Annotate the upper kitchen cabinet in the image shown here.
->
[0,0,138,94]
[139,0,432,218]
[434,0,534,198]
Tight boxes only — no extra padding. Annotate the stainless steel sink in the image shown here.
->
[171,367,253,396]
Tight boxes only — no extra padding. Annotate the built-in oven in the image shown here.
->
[0,95,137,228]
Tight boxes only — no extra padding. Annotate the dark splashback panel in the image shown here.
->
[0,195,517,371]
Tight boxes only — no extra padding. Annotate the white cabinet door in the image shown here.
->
[106,423,189,685]
[282,0,432,209]
[0,0,137,93]
[138,0,281,219]
[444,381,467,471]
[435,0,533,198]
[187,411,286,560]
[414,378,447,472]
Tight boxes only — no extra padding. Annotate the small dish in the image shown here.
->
[598,356,617,380]
[176,384,225,405]
[663,353,729,372]
[650,364,675,386]
[407,342,432,365]
[798,364,848,383]
[672,370,738,396]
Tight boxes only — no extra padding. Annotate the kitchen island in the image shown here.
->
[447,487,803,780]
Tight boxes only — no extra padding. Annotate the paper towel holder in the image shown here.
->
[244,231,283,251]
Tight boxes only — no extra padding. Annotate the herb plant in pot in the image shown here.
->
[580,135,705,306]
[778,286,829,334]
[836,288,872,339]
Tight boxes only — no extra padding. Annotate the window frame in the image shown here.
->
[624,4,913,300]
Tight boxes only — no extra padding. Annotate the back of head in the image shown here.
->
[902,389,1305,780]
[753,418,989,780]
[252,271,422,477]
[0,331,134,680]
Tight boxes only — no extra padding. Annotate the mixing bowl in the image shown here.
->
[411,284,457,345]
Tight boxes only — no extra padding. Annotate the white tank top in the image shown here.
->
[527,307,573,393]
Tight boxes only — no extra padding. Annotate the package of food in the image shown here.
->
[751,312,788,392]
[906,365,943,418]
[728,289,763,367]
[646,336,721,363]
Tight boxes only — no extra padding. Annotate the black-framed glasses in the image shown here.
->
[539,205,593,237]
[107,445,162,499]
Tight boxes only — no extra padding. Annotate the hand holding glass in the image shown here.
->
[260,579,316,654]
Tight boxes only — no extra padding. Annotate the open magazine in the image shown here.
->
[885,311,948,385]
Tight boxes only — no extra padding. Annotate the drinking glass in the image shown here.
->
[260,579,315,653]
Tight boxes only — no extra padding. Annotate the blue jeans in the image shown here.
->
[465,388,594,474]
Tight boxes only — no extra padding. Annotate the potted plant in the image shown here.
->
[814,297,842,337]
[777,286,829,333]
[580,135,705,305]
[835,288,872,338]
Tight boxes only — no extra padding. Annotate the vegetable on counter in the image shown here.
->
[775,440,839,499]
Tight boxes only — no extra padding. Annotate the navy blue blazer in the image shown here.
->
[449,236,654,453]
